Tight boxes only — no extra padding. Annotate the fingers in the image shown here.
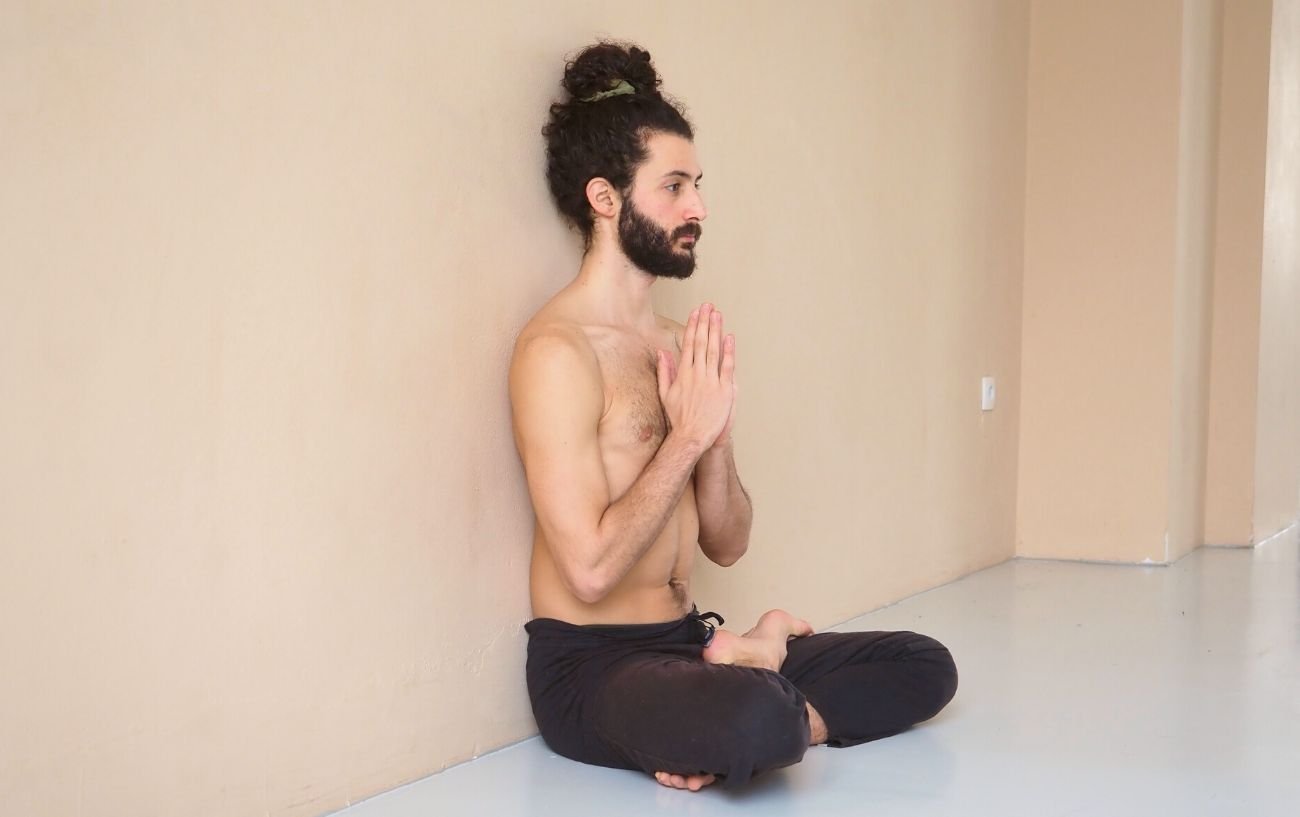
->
[705,309,722,373]
[720,333,735,383]
[687,303,724,376]
[683,308,700,367]
[692,304,710,370]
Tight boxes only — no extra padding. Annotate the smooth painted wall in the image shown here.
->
[1254,0,1300,542]
[1166,0,1223,564]
[0,2,1030,815]
[1204,0,1272,546]
[1018,0,1186,562]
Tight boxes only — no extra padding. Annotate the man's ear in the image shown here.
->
[585,177,620,219]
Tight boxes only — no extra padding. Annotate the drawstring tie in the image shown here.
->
[689,610,725,646]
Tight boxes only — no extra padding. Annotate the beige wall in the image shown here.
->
[0,2,1030,815]
[1018,0,1298,555]
[1203,0,1300,547]
[1016,0,1266,563]
[1254,0,1300,541]
[1167,0,1223,563]
[1018,0,1186,562]
[1204,0,1273,546]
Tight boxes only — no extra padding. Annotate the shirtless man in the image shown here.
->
[510,42,958,792]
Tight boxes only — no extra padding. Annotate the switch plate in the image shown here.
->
[981,377,996,411]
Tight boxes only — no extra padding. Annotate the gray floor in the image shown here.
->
[334,526,1300,816]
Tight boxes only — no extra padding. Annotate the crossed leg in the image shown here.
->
[654,609,822,792]
[646,609,957,792]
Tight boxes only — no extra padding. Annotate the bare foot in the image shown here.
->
[654,771,717,791]
[744,609,814,641]
[700,609,814,672]
[700,628,785,671]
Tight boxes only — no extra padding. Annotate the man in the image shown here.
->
[509,41,958,791]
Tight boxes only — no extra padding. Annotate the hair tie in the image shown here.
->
[579,79,636,103]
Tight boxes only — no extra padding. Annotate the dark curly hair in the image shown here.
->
[542,41,694,249]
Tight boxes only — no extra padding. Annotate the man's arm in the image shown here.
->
[663,307,751,566]
[695,439,752,566]
[509,328,707,604]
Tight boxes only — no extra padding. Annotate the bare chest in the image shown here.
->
[596,343,669,455]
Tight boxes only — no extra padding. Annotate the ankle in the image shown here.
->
[807,702,828,745]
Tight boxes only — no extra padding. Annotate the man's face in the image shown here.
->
[617,132,707,279]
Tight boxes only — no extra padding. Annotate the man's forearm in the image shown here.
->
[694,440,752,565]
[583,431,705,600]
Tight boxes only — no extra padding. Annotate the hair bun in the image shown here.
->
[561,41,662,101]
[542,40,694,248]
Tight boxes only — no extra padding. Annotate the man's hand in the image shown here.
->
[657,303,735,451]
[710,311,736,450]
[665,304,750,566]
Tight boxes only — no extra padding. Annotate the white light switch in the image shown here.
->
[981,377,996,411]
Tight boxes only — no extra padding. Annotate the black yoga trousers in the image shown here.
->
[524,606,958,788]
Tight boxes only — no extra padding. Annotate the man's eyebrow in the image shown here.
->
[661,170,703,182]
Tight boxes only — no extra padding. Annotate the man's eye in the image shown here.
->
[667,183,680,192]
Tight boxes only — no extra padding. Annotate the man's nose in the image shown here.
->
[684,188,708,222]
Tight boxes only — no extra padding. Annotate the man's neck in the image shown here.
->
[571,236,659,333]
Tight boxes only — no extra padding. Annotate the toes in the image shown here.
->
[687,773,716,791]
[655,771,715,791]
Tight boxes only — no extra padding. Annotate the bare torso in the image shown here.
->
[518,295,696,625]
[512,286,825,777]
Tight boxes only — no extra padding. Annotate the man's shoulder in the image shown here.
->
[515,316,589,358]
[511,314,601,388]
[510,316,607,421]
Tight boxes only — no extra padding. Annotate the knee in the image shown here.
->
[906,633,959,718]
[727,674,810,766]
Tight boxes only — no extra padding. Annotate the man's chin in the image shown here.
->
[627,246,696,279]
[650,259,695,280]
[655,268,694,280]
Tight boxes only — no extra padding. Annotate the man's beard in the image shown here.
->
[618,197,702,279]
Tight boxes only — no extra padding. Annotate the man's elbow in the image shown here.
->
[562,558,613,604]
[703,538,748,567]
[570,574,611,604]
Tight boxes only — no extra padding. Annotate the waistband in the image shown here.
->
[525,605,727,646]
